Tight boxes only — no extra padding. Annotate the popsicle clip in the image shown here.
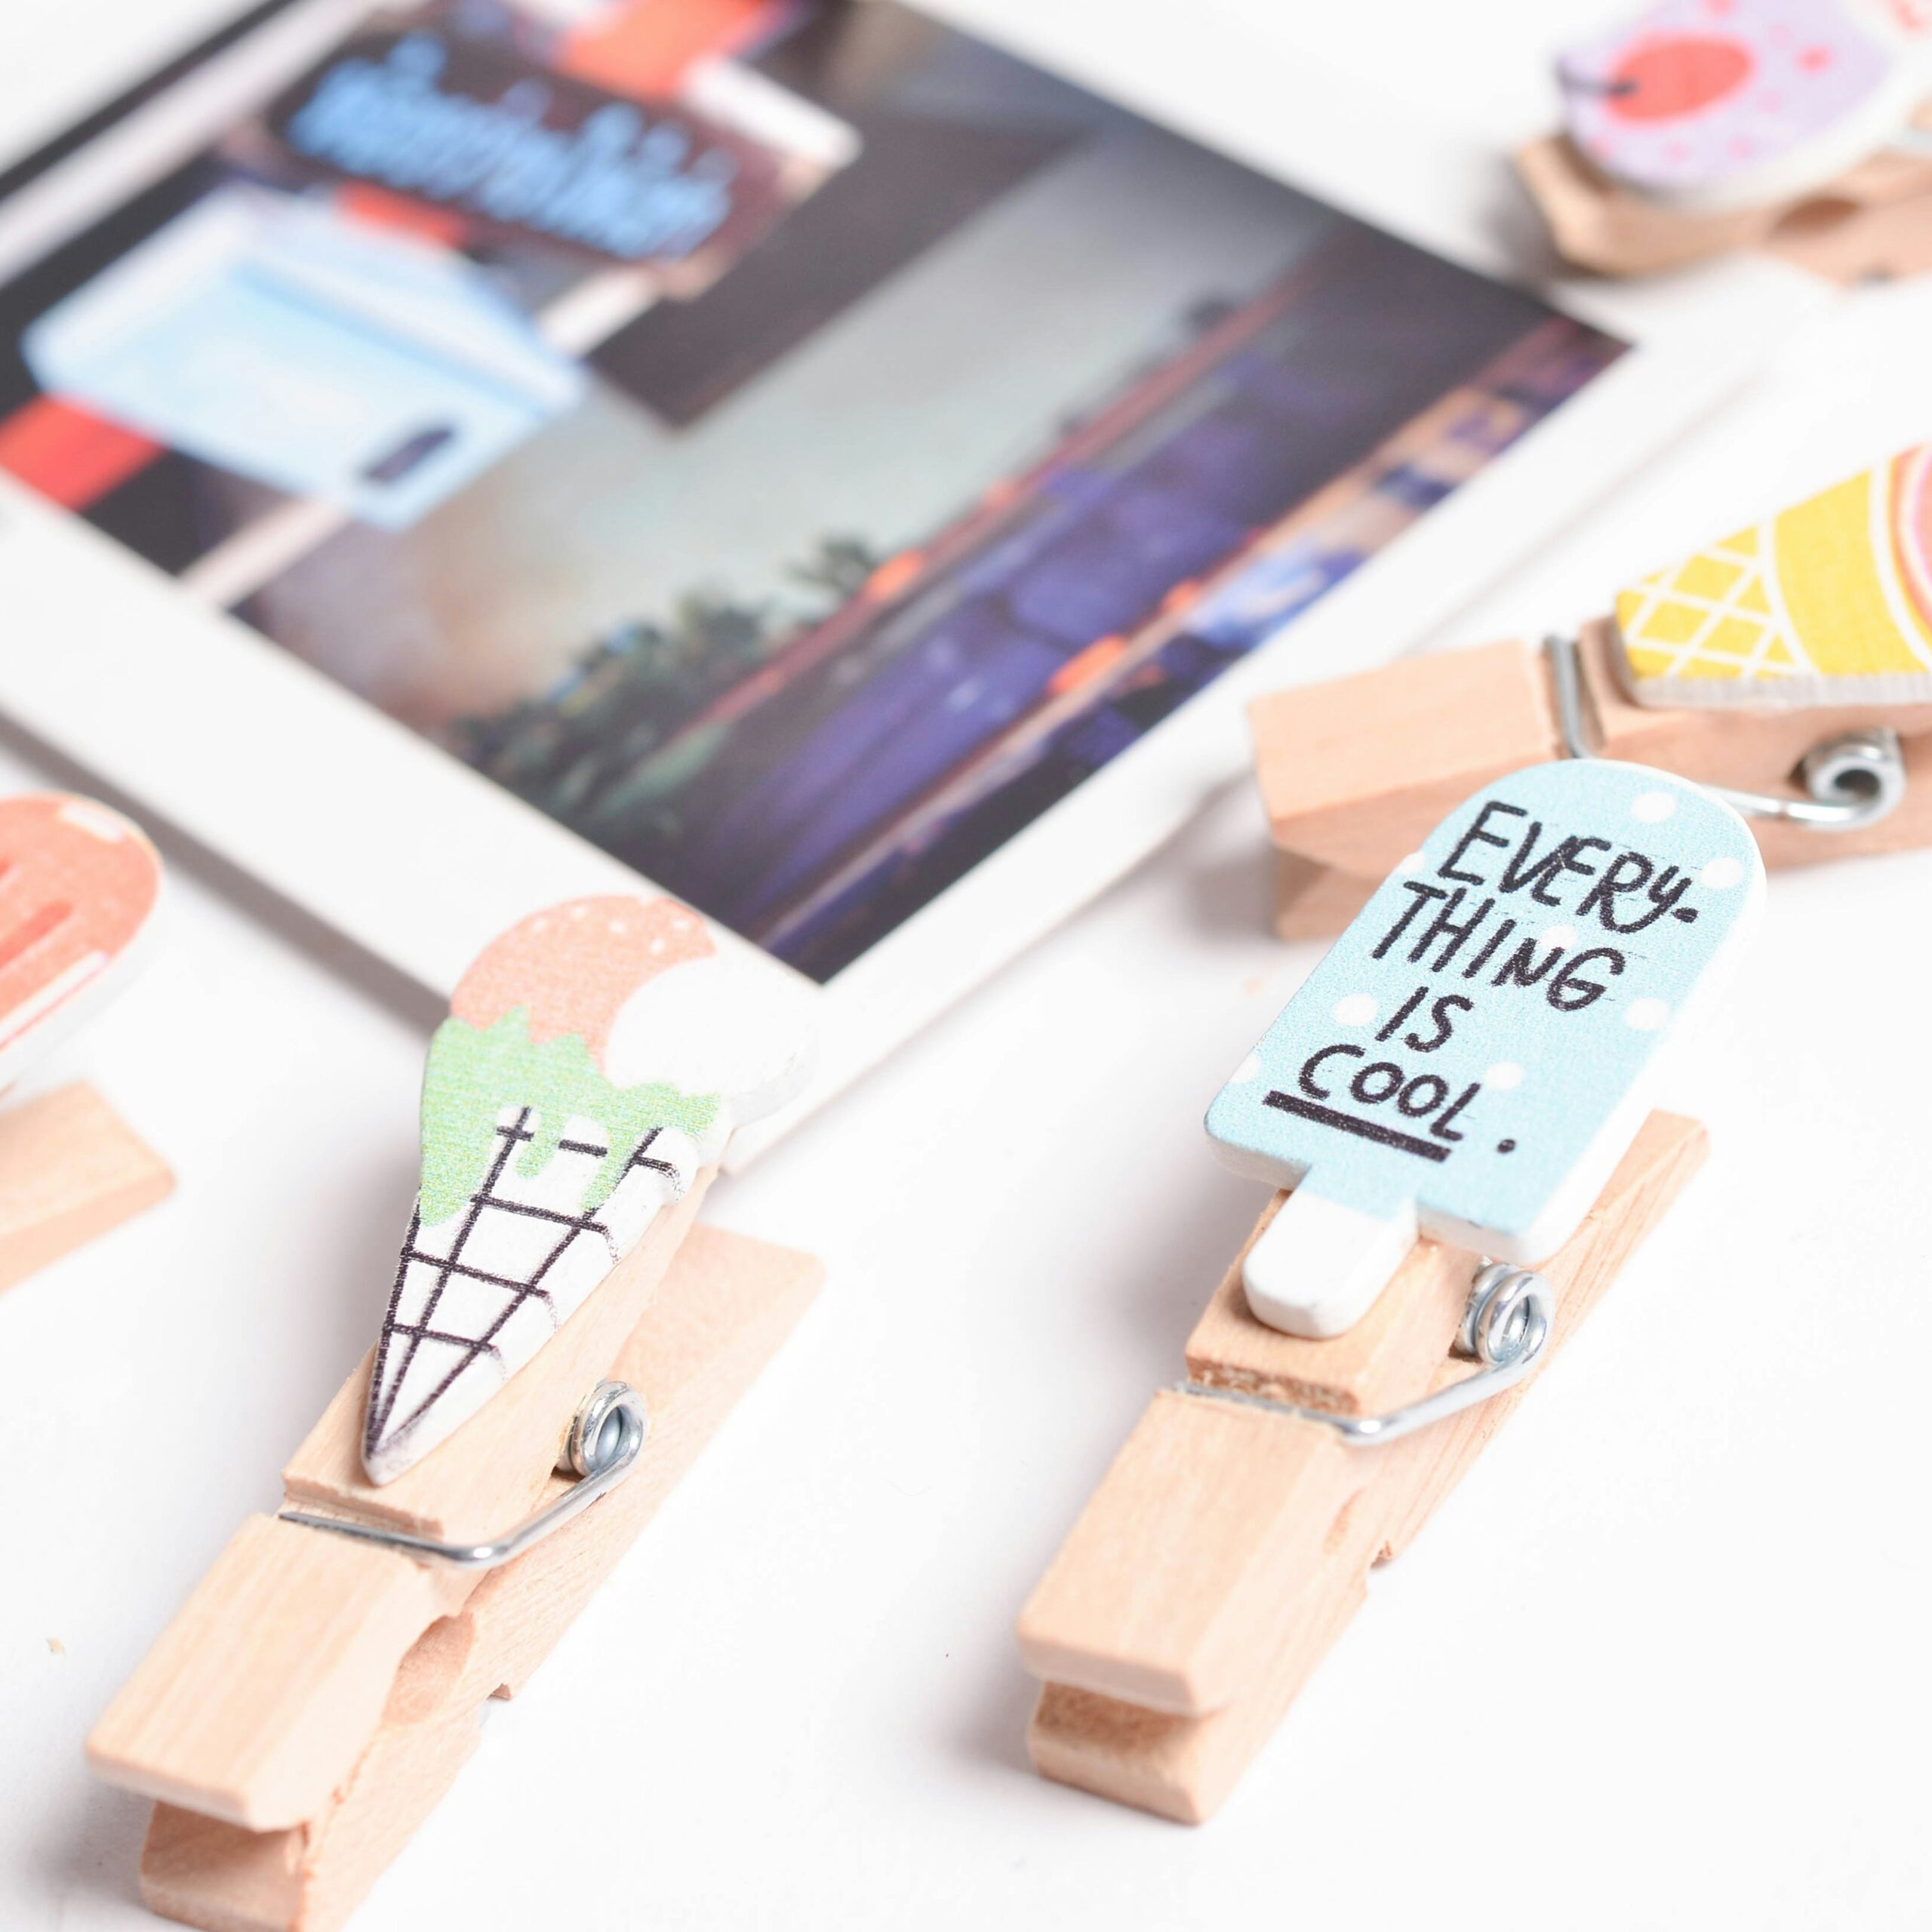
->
[1256,445,1932,942]
[88,897,821,1932]
[1516,0,1932,278]
[0,791,170,1294]
[1017,758,1759,1822]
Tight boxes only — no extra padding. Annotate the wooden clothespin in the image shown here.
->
[1017,759,1760,1820]
[1515,0,1932,278]
[88,896,820,1932]
[0,791,171,1293]
[1255,445,1932,941]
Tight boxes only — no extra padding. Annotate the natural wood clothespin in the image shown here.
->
[1256,446,1932,940]
[1517,0,1932,278]
[1018,759,1759,1820]
[0,792,171,1290]
[88,897,820,1930]
[1518,115,1932,281]
[1019,1112,1704,1822]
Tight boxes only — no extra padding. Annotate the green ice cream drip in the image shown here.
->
[417,1006,719,1226]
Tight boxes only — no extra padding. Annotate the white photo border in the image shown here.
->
[0,0,1830,1163]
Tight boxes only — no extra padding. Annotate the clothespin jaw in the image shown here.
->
[1516,119,1932,278]
[1209,759,1761,1337]
[1519,0,1932,277]
[86,894,822,1932]
[1254,447,1932,943]
[0,792,171,1293]
[1017,1110,1707,1822]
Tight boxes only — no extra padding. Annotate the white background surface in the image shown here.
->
[2,2,1929,1928]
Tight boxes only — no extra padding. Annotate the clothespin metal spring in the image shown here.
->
[1178,1262,1552,1448]
[1543,631,1906,831]
[279,1380,650,1569]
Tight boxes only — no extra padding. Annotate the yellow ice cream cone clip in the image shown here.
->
[1245,445,1932,946]
[1614,446,1932,707]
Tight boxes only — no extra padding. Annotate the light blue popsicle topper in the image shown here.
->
[1208,759,1764,1336]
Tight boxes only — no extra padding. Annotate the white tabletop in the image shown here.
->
[2,3,1929,1928]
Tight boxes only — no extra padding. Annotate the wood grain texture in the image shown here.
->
[1016,1392,1356,1715]
[1250,639,1556,878]
[1515,134,1778,273]
[1272,852,1378,943]
[0,1081,172,1293]
[88,1516,467,1830]
[1183,1189,1470,1414]
[1514,129,1932,279]
[1028,1482,1383,1825]
[104,1225,819,1932]
[140,1804,310,1932]
[1767,176,1932,282]
[281,1169,715,1543]
[1580,619,1932,867]
[1261,627,1932,939]
[1023,1111,1706,1822]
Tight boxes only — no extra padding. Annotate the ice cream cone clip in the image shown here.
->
[1615,443,1932,706]
[364,894,814,1484]
[0,791,161,1084]
[86,891,824,1928]
[0,792,171,1297]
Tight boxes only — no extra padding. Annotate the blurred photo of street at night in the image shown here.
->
[0,0,1623,978]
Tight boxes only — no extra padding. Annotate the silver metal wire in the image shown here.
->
[280,1380,650,1570]
[1543,631,1905,832]
[1177,1264,1552,1448]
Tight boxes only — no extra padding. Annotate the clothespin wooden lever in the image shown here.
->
[1256,446,1932,940]
[1019,1112,1703,1822]
[1017,760,1758,1821]
[0,792,170,1291]
[1517,111,1932,280]
[1515,0,1932,278]
[88,897,820,1931]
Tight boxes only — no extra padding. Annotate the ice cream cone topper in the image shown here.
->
[364,894,815,1484]
[0,792,161,1084]
[1210,759,1761,1335]
[0,794,171,1299]
[1615,443,1932,706]
[1247,449,1932,946]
